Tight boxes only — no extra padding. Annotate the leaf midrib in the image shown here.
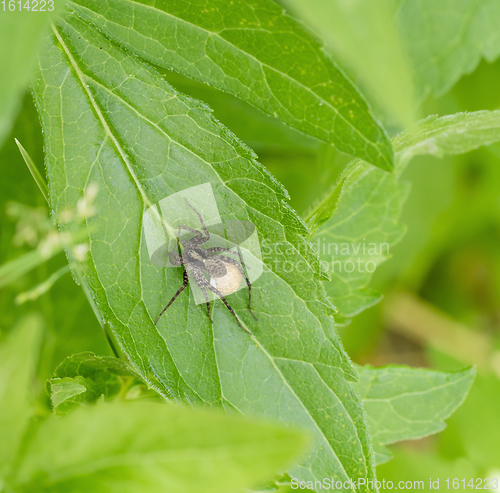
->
[51,22,206,404]
[51,24,151,207]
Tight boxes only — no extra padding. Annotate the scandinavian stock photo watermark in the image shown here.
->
[261,238,390,275]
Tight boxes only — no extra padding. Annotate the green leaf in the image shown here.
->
[307,161,409,321]
[12,401,307,493]
[310,109,500,322]
[398,0,500,99]
[48,377,87,409]
[0,313,43,477]
[0,5,64,147]
[34,16,377,490]
[394,110,500,166]
[282,0,416,128]
[68,0,394,171]
[48,352,139,413]
[282,0,500,114]
[355,365,476,465]
[284,0,500,121]
[53,352,135,381]
[160,70,319,155]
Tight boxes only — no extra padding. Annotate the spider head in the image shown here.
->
[185,246,206,263]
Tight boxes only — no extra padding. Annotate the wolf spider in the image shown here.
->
[154,199,257,334]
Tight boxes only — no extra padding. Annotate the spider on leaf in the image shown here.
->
[155,199,257,334]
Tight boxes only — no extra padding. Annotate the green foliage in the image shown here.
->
[0,94,113,387]
[282,0,415,128]
[0,247,62,290]
[3,1,500,491]
[13,401,307,493]
[441,371,500,471]
[377,349,500,487]
[48,352,140,413]
[284,0,500,126]
[399,0,500,99]
[394,110,500,164]
[307,162,408,322]
[0,193,93,291]
[0,316,307,493]
[48,378,87,410]
[310,110,500,322]
[68,0,394,171]
[355,365,476,465]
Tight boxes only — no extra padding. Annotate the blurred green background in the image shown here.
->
[1,1,500,490]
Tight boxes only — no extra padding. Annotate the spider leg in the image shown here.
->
[185,198,210,238]
[168,250,183,266]
[207,248,257,321]
[206,246,251,270]
[206,246,250,270]
[178,224,208,248]
[205,246,232,254]
[193,273,252,335]
[216,255,257,321]
[176,199,211,248]
[154,269,189,326]
[189,268,214,323]
[199,285,212,323]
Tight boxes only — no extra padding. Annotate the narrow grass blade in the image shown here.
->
[15,138,49,203]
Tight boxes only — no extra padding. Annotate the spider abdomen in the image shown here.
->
[209,262,242,296]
